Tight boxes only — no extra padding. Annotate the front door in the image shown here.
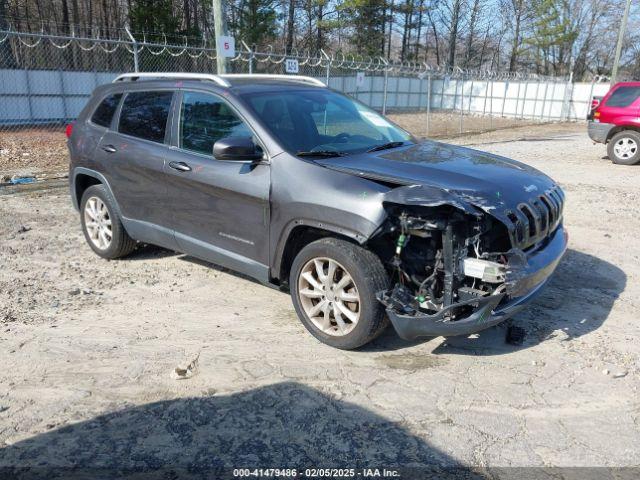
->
[164,90,271,281]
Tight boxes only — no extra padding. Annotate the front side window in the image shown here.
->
[91,93,122,128]
[179,91,252,155]
[240,89,412,155]
[605,86,640,108]
[118,91,173,143]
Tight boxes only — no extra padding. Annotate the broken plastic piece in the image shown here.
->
[9,176,36,185]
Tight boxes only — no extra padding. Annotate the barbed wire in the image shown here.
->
[0,28,576,82]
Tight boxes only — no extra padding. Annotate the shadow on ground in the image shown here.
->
[124,244,178,261]
[0,383,481,480]
[366,249,625,355]
[430,248,626,356]
[123,245,624,356]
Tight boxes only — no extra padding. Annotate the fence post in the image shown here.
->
[125,27,139,72]
[426,73,432,136]
[321,50,331,86]
[459,74,464,134]
[482,78,489,115]
[453,76,459,114]
[381,58,389,115]
[540,80,549,121]
[532,80,540,120]
[489,79,494,129]
[242,41,253,74]
[501,79,509,117]
[586,75,597,121]
[561,71,574,121]
[548,80,557,121]
[520,81,529,119]
[514,80,521,118]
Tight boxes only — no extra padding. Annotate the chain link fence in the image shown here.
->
[0,29,612,175]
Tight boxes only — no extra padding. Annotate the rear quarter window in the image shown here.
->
[91,93,122,127]
[605,86,640,108]
[118,91,173,143]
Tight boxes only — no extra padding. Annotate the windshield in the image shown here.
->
[240,89,413,155]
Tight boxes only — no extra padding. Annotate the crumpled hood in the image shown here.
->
[314,140,558,214]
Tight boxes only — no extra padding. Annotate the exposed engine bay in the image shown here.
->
[311,147,567,339]
[372,204,516,323]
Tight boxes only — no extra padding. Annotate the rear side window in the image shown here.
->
[91,93,122,128]
[605,87,640,108]
[118,91,173,143]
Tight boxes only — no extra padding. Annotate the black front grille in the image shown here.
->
[506,185,564,249]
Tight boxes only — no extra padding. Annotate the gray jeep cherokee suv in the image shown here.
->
[68,73,567,349]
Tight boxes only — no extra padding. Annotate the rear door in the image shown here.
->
[164,90,271,281]
[95,89,177,248]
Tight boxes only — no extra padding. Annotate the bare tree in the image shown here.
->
[286,0,295,53]
[0,0,17,67]
[463,0,481,67]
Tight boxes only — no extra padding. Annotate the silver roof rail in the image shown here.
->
[220,74,326,87]
[112,72,326,88]
[113,72,231,87]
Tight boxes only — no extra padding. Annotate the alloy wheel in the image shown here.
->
[298,257,360,336]
[84,196,113,250]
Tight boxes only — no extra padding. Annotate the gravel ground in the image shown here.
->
[1,123,639,477]
[387,111,545,139]
[0,128,68,179]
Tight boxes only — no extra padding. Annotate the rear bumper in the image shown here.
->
[386,225,568,340]
[587,121,614,144]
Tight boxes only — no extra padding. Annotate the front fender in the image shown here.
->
[270,215,379,282]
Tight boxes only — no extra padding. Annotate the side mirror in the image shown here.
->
[213,137,263,161]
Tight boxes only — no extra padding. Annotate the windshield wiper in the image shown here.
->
[367,141,405,153]
[296,150,347,158]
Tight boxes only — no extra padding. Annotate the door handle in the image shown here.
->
[169,161,192,172]
[101,145,117,153]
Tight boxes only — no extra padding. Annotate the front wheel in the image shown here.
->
[289,238,389,349]
[608,130,640,165]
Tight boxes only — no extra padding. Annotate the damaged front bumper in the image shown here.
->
[384,225,568,340]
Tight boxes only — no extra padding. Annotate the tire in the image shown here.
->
[80,184,136,259]
[608,130,640,165]
[289,237,389,349]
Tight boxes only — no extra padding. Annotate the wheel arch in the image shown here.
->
[71,168,122,218]
[273,221,367,285]
[606,125,640,143]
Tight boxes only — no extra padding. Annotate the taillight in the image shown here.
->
[594,111,601,118]
[65,123,74,138]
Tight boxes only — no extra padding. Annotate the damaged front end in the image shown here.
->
[372,185,568,340]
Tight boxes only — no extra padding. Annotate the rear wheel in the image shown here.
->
[289,238,389,349]
[608,130,640,165]
[80,184,136,259]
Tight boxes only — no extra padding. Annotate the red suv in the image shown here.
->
[588,82,640,165]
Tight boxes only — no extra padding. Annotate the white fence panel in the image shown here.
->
[0,66,612,125]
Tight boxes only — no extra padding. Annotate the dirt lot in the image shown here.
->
[1,122,639,476]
